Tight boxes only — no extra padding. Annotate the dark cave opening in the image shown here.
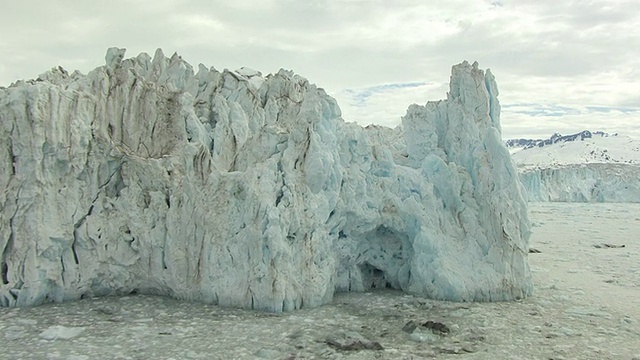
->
[1,261,8,285]
[358,262,395,290]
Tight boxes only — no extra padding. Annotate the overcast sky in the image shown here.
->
[1,0,638,139]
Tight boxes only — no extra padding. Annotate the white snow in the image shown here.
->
[233,66,266,90]
[512,134,640,169]
[512,135,640,202]
[0,48,531,311]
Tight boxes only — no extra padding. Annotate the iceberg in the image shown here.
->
[0,49,532,311]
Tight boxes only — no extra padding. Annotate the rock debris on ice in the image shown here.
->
[0,48,532,311]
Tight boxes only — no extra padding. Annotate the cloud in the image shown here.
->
[335,81,449,128]
[344,82,432,107]
[0,0,638,139]
[503,103,583,117]
[501,109,640,140]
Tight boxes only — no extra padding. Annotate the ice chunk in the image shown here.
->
[39,325,85,340]
[236,67,262,78]
[105,47,126,69]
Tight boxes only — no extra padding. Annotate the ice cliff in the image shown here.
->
[518,164,640,202]
[510,133,640,203]
[0,48,532,311]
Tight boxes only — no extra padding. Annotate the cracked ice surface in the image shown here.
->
[0,48,532,311]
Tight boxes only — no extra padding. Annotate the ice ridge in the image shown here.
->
[0,49,532,311]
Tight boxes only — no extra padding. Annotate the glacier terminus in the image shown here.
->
[0,48,532,311]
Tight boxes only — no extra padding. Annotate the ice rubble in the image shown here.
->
[0,48,532,311]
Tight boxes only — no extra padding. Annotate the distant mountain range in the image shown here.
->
[505,130,614,150]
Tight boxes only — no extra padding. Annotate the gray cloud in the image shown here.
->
[1,0,638,139]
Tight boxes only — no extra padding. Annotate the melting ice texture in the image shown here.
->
[0,48,532,311]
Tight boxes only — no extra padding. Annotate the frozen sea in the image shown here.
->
[1,203,639,359]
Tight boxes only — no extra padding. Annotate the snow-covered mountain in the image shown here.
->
[0,49,532,310]
[505,130,612,151]
[508,132,640,202]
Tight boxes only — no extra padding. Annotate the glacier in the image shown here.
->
[0,48,532,311]
[509,132,640,203]
[518,164,640,202]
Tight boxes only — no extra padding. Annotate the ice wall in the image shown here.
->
[519,165,640,203]
[0,49,532,310]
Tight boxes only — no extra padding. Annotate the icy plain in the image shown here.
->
[1,203,638,359]
[0,48,531,310]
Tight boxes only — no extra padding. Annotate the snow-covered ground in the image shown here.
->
[1,203,639,360]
